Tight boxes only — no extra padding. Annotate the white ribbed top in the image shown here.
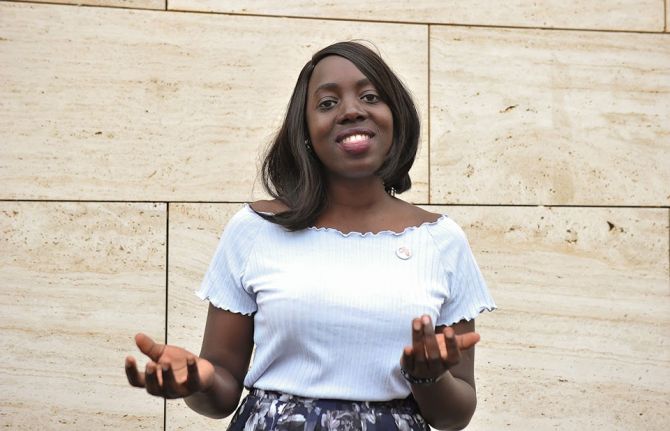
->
[197,204,495,401]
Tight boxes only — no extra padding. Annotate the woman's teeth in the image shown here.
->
[341,134,369,144]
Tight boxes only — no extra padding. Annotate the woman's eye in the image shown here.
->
[318,99,337,110]
[362,93,380,103]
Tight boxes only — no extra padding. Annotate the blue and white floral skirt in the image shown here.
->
[227,388,429,431]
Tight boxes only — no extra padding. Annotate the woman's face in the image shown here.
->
[305,55,393,182]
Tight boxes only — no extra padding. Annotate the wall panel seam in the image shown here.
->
[2,0,162,12]
[5,1,663,35]
[160,10,670,35]
[159,9,664,34]
[0,202,670,210]
[164,201,169,430]
[427,24,432,205]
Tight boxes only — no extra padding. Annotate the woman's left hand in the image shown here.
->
[400,315,480,381]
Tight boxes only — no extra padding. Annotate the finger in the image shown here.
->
[135,333,166,362]
[421,315,441,365]
[455,332,481,350]
[443,327,461,367]
[161,362,178,399]
[144,362,162,396]
[411,318,426,368]
[400,346,414,371]
[185,356,202,393]
[125,356,146,387]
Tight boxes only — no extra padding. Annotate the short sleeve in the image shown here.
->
[428,217,496,327]
[196,206,263,315]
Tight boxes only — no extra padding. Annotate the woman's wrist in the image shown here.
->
[400,366,447,386]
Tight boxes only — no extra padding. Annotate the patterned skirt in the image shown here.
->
[227,388,429,431]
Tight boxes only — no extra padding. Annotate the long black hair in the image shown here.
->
[259,41,420,230]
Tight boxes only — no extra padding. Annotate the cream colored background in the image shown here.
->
[1,1,668,430]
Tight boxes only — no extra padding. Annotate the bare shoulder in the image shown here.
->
[414,205,443,224]
[249,199,290,214]
[394,200,442,224]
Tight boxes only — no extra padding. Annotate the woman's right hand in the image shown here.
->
[125,333,215,399]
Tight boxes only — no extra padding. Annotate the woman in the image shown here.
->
[125,41,495,430]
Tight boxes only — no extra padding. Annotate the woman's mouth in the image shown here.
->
[337,130,375,156]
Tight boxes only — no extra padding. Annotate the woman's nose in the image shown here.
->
[337,97,367,123]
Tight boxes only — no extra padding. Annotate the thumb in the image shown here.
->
[455,332,480,351]
[135,333,165,361]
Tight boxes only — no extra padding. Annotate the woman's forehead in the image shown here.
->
[308,56,370,93]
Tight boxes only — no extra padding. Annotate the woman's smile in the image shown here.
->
[305,55,394,180]
[336,128,376,155]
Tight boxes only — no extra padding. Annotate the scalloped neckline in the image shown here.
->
[245,204,447,238]
[306,215,448,237]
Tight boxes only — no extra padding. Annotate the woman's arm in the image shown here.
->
[184,304,254,418]
[125,303,254,419]
[400,316,479,430]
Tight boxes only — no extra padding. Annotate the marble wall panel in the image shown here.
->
[168,0,664,32]
[429,205,669,430]
[430,26,670,206]
[166,203,244,429]
[11,0,165,10]
[0,202,166,429]
[0,2,428,203]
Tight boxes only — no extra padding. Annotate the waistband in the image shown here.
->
[228,388,429,431]
[247,387,420,411]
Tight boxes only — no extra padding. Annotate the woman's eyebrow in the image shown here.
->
[314,78,372,94]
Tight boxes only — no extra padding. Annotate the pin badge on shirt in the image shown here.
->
[396,246,412,260]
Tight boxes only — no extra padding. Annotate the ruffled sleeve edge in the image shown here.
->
[194,287,256,316]
[435,303,497,327]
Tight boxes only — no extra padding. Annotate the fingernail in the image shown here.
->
[422,315,430,325]
[413,320,421,331]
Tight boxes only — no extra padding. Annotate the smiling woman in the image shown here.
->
[259,42,421,231]
[125,41,495,431]
[306,56,394,185]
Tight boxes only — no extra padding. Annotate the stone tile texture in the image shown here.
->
[12,0,165,9]
[0,202,166,429]
[168,0,664,32]
[430,26,670,206]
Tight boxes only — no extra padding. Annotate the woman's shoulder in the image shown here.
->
[392,200,443,227]
[411,205,443,225]
[249,199,289,215]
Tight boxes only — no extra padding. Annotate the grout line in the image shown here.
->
[1,199,668,209]
[165,7,670,35]
[414,203,670,209]
[163,202,169,430]
[165,0,168,12]
[3,1,670,35]
[4,0,161,12]
[427,24,432,205]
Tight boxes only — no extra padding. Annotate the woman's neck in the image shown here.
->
[314,176,401,232]
[324,176,390,211]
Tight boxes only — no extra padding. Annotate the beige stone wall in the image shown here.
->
[1,1,668,430]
